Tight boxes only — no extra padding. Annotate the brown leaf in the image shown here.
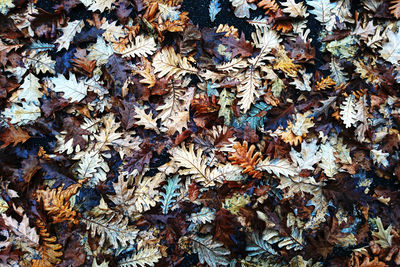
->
[390,0,400,18]
[63,117,91,149]
[210,126,235,149]
[0,74,19,98]
[175,129,192,145]
[360,257,388,267]
[191,94,219,116]
[58,233,86,267]
[0,244,23,265]
[107,54,130,87]
[124,141,153,173]
[0,123,30,149]
[11,155,41,190]
[284,36,315,64]
[323,174,371,211]
[188,182,199,201]
[150,77,170,96]
[321,30,351,42]
[132,0,145,12]
[235,125,259,143]
[221,32,253,58]
[306,217,343,259]
[115,0,133,23]
[381,133,400,153]
[119,99,137,130]
[72,48,96,76]
[214,209,237,247]
[191,94,220,129]
[31,8,65,39]
[41,96,70,118]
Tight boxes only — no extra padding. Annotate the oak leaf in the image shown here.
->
[55,20,84,51]
[83,0,115,12]
[32,220,63,267]
[119,100,136,130]
[380,29,400,65]
[339,95,357,128]
[83,212,138,249]
[72,48,96,75]
[119,247,162,267]
[306,0,335,24]
[372,217,393,248]
[124,141,154,173]
[115,35,157,59]
[1,213,39,245]
[319,142,338,178]
[222,33,253,58]
[170,143,219,186]
[216,57,248,73]
[87,36,114,65]
[153,47,197,78]
[281,0,307,18]
[189,207,215,224]
[51,73,87,102]
[75,150,109,184]
[229,0,256,18]
[160,175,181,214]
[133,105,159,133]
[209,0,222,22]
[9,73,42,105]
[256,157,298,177]
[390,0,400,18]
[290,139,321,170]
[237,69,262,112]
[109,171,163,214]
[257,0,280,15]
[0,0,14,15]
[36,184,80,224]
[24,51,56,75]
[228,141,262,178]
[191,235,230,267]
[0,122,30,148]
[2,102,41,125]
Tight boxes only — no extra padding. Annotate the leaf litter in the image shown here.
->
[0,0,400,266]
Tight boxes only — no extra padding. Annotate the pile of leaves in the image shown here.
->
[0,0,400,266]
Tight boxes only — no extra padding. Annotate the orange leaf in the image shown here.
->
[32,220,63,267]
[390,0,400,18]
[315,76,336,91]
[258,0,280,15]
[228,141,262,178]
[36,184,80,224]
[279,121,303,146]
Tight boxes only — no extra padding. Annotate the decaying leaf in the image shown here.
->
[119,247,161,267]
[191,235,230,267]
[1,0,400,266]
[83,212,138,249]
[115,35,157,59]
[0,122,30,148]
[229,141,262,178]
[36,184,80,224]
[153,47,197,78]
